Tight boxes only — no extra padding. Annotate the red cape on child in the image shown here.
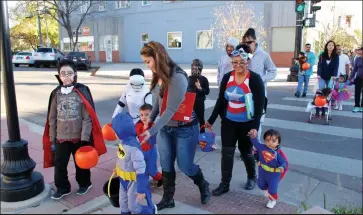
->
[278,149,288,180]
[42,76,107,168]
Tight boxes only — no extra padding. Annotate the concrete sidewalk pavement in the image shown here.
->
[1,115,361,214]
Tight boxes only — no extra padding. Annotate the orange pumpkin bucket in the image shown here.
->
[75,146,99,169]
[302,63,310,70]
[314,95,326,107]
[102,123,117,141]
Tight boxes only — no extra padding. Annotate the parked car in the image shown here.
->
[34,47,64,68]
[64,51,91,70]
[12,51,35,67]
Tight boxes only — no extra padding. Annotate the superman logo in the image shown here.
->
[199,141,207,150]
[117,144,126,159]
[262,150,275,163]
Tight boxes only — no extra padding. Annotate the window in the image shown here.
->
[99,1,106,11]
[141,33,149,42]
[196,30,213,49]
[167,32,182,49]
[116,0,130,9]
[112,35,119,51]
[17,52,32,56]
[79,1,91,14]
[142,1,151,6]
[99,36,105,51]
[36,48,52,53]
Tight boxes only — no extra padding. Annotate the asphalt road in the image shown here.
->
[1,66,362,192]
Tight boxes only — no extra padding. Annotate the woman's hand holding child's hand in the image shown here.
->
[136,193,146,203]
[278,167,285,173]
[248,129,258,139]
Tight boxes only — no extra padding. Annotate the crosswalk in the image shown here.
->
[204,91,362,179]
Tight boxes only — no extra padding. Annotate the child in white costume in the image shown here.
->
[112,68,152,123]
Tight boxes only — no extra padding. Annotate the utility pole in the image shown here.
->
[0,0,45,202]
[37,0,43,46]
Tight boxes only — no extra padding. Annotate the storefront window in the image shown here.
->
[99,36,105,51]
[112,35,119,51]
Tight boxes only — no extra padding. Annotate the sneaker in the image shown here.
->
[76,184,92,195]
[154,204,158,214]
[339,103,343,111]
[51,190,71,200]
[294,92,300,98]
[302,93,307,97]
[266,200,277,209]
[359,107,363,112]
[352,107,360,113]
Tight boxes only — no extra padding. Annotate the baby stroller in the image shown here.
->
[306,80,335,125]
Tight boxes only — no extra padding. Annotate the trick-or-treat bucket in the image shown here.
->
[103,173,120,208]
[198,125,216,152]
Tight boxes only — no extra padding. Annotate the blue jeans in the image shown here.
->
[318,78,331,90]
[297,74,311,94]
[157,123,199,176]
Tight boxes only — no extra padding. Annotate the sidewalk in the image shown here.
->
[1,115,361,214]
[91,62,315,83]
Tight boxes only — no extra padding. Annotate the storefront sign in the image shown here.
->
[83,27,90,36]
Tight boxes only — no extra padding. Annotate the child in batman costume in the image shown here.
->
[112,112,157,214]
[248,129,288,209]
[43,59,107,200]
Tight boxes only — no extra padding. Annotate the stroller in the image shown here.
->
[306,79,335,125]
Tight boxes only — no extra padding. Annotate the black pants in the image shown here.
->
[220,119,256,181]
[194,99,205,133]
[354,77,363,107]
[54,141,91,193]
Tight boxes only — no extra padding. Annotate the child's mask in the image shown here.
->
[59,66,75,86]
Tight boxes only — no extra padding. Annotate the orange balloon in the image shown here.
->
[102,123,117,141]
[314,96,326,107]
[302,63,310,70]
[75,146,99,169]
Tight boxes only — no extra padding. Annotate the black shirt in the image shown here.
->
[187,75,210,101]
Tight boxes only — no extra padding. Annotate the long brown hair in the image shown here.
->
[140,41,179,93]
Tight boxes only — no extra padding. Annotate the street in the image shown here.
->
[1,65,362,213]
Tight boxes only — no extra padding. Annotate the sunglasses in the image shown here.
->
[244,41,255,44]
[232,61,247,66]
[231,48,251,60]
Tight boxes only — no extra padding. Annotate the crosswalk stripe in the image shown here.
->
[263,118,361,139]
[212,136,361,178]
[282,97,355,106]
[268,103,362,118]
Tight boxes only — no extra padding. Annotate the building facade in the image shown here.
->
[59,1,297,66]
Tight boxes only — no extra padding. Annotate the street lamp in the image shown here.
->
[1,0,45,202]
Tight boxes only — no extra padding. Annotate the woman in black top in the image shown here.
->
[188,59,210,133]
[205,44,265,196]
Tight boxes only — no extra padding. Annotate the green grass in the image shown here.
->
[331,206,363,214]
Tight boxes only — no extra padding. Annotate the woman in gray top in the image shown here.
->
[139,41,211,211]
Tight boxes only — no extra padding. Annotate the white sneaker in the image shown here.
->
[266,200,277,209]
[339,103,343,111]
[334,104,339,110]
[154,204,158,214]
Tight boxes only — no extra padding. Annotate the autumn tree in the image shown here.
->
[211,1,267,50]
[9,1,59,51]
[15,0,99,51]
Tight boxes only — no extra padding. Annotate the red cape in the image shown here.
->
[278,149,288,180]
[42,87,107,168]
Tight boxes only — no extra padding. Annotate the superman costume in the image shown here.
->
[250,136,288,201]
[135,121,162,182]
[42,75,107,168]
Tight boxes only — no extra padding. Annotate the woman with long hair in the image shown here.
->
[316,40,339,117]
[205,44,265,196]
[139,41,210,211]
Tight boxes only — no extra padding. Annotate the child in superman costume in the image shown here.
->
[135,104,162,187]
[248,128,288,209]
[42,59,107,199]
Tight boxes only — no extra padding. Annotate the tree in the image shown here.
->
[9,1,59,51]
[14,0,99,51]
[211,1,267,50]
[354,29,362,46]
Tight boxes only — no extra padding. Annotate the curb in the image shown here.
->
[62,195,110,214]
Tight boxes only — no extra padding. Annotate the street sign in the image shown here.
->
[303,14,316,27]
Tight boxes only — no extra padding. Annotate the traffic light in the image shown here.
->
[310,0,321,13]
[296,0,305,13]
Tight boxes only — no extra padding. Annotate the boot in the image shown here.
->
[189,167,210,204]
[240,153,257,190]
[212,147,235,196]
[156,171,176,211]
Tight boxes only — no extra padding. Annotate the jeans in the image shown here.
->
[318,78,331,90]
[157,123,200,176]
[354,77,363,107]
[296,75,311,94]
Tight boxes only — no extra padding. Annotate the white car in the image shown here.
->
[34,47,65,68]
[12,52,35,67]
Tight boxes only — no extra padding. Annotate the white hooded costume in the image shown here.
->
[217,37,239,86]
[112,68,152,123]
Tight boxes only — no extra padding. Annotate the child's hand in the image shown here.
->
[278,167,284,173]
[136,193,146,203]
[248,129,258,138]
[195,79,202,90]
[113,168,117,174]
[143,121,148,130]
[139,130,151,144]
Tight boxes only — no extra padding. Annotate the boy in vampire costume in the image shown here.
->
[43,59,107,200]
